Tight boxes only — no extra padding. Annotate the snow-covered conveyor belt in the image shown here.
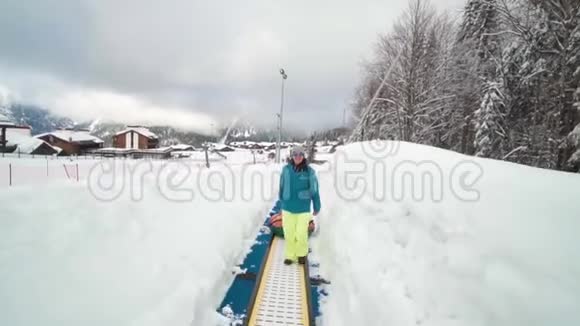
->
[245,237,314,326]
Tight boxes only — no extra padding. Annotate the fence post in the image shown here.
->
[63,164,70,179]
[9,163,12,186]
[18,148,20,158]
[46,157,49,177]
[204,147,210,168]
[76,163,79,182]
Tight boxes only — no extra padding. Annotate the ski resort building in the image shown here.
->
[258,142,276,150]
[229,141,276,150]
[14,137,61,155]
[169,144,196,151]
[0,115,32,153]
[35,129,104,155]
[213,144,235,152]
[113,126,159,149]
[0,114,60,155]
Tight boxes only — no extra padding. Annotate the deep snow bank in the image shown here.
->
[312,141,580,326]
[0,161,279,326]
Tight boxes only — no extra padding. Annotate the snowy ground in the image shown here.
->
[0,159,279,326]
[1,141,579,326]
[0,150,273,188]
[311,142,580,326]
[172,149,272,165]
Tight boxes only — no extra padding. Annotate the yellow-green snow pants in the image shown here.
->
[282,210,311,261]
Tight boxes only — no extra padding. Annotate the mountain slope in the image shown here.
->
[1,104,74,134]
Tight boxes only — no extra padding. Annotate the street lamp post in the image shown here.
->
[276,68,287,163]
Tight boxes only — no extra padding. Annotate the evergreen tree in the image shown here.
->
[456,0,503,156]
[474,81,506,157]
[458,0,501,65]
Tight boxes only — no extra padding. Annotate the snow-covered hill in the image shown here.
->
[313,141,580,325]
[0,141,578,326]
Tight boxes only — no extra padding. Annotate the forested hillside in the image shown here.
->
[350,0,580,171]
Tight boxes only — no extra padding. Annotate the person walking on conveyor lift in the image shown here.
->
[277,145,321,265]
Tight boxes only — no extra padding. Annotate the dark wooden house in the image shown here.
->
[35,129,104,155]
[113,126,159,149]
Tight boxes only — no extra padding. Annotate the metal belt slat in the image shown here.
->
[247,237,310,326]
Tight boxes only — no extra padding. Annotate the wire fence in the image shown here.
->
[0,152,101,187]
[0,157,88,187]
[0,152,272,188]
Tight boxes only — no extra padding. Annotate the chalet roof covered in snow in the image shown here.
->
[6,133,61,154]
[213,143,235,151]
[35,130,104,144]
[115,126,158,139]
[97,147,171,154]
[229,140,260,146]
[15,137,61,154]
[170,144,196,151]
[0,113,15,126]
[258,141,275,147]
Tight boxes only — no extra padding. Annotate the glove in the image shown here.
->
[311,213,319,235]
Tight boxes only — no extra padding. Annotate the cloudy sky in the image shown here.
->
[0,0,466,134]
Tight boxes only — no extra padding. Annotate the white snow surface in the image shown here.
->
[311,141,580,326]
[1,141,579,326]
[0,160,279,326]
[0,113,14,124]
[0,150,273,188]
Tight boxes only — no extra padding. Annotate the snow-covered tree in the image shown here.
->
[459,0,501,65]
[570,87,580,171]
[474,81,506,157]
[350,0,456,146]
[496,0,580,169]
[350,0,579,172]
[454,0,505,156]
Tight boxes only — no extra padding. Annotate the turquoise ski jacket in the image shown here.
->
[278,163,321,214]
